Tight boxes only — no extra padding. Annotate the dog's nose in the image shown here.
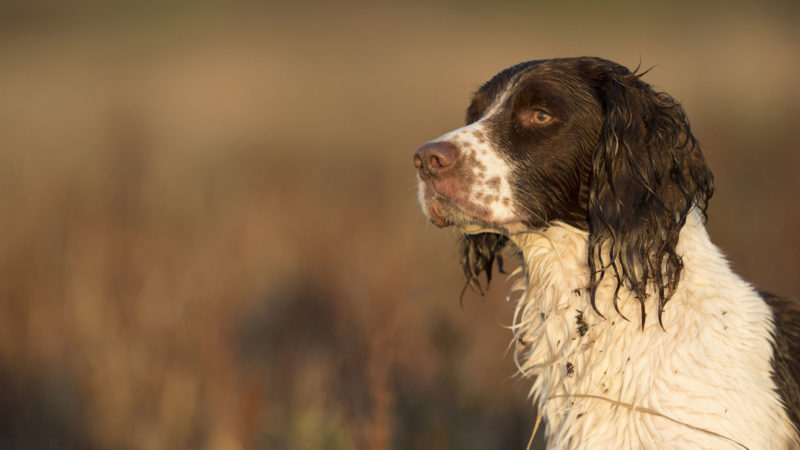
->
[413,141,458,175]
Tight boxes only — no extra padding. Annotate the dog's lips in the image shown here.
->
[430,197,528,236]
[424,194,514,232]
[420,177,521,229]
[426,202,451,228]
[422,180,472,226]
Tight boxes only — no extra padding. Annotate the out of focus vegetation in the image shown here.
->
[0,1,797,449]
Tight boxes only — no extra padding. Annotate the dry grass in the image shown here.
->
[0,2,797,449]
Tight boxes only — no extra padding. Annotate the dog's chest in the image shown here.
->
[508,219,796,449]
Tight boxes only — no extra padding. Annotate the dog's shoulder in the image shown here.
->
[760,289,800,437]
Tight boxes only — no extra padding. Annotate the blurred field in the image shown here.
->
[0,1,798,449]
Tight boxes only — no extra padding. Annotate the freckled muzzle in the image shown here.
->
[413,141,470,227]
[414,122,518,227]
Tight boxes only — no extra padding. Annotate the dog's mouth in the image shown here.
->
[417,170,529,233]
[424,199,450,227]
[424,195,471,228]
[423,193,518,234]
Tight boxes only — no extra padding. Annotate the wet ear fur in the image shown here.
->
[583,61,714,326]
[455,61,714,326]
[459,233,508,300]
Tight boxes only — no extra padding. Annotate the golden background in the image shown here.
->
[0,1,798,449]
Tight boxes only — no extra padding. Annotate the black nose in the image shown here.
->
[413,141,458,176]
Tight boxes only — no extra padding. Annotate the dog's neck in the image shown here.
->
[498,210,797,449]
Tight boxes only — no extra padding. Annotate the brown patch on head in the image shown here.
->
[502,198,510,206]
[486,176,501,189]
[471,129,486,144]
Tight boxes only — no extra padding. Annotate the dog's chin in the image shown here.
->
[424,197,524,235]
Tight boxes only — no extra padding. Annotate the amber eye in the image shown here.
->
[530,110,553,125]
[519,109,554,126]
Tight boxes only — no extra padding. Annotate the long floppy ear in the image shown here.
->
[459,233,508,300]
[585,62,714,326]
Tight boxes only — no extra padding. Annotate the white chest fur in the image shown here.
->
[505,211,797,449]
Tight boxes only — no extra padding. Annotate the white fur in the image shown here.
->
[431,120,517,222]
[495,210,798,449]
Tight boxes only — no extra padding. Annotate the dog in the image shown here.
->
[413,57,800,449]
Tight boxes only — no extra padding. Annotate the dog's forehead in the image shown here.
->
[466,62,537,121]
[469,60,584,117]
[475,62,540,101]
[467,60,602,125]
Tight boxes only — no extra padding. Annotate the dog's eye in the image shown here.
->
[519,109,554,126]
[531,110,552,124]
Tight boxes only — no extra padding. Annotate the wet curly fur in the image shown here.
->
[417,56,800,448]
[459,59,714,327]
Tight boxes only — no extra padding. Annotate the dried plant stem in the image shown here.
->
[545,393,749,449]
[526,410,543,450]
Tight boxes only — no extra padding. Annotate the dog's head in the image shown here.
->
[414,57,714,322]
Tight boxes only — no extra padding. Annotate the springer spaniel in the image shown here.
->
[413,57,800,449]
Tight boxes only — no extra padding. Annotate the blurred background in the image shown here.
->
[0,1,798,449]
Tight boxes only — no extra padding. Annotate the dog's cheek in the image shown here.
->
[463,147,516,222]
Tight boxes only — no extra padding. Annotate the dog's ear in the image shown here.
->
[459,233,508,300]
[584,61,714,326]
